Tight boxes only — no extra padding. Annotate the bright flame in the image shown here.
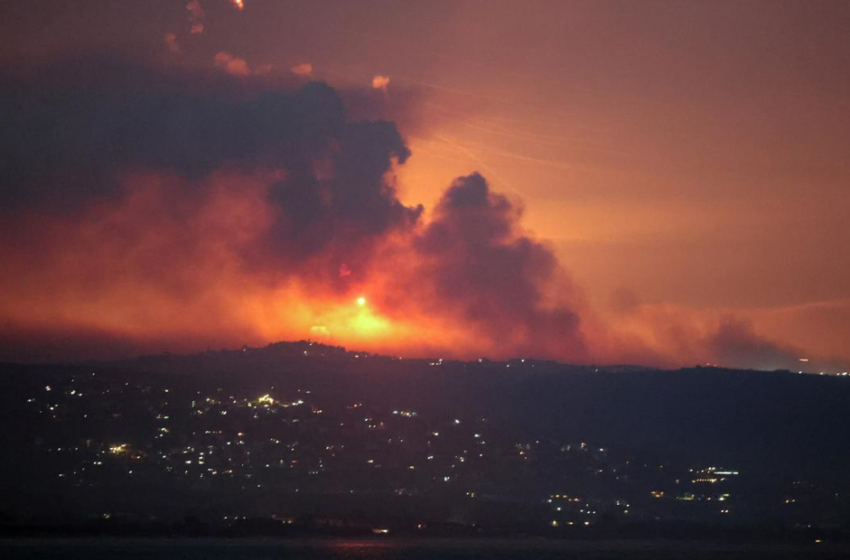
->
[231,0,244,10]
[357,296,367,307]
[372,75,390,94]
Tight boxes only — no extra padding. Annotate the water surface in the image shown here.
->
[2,538,847,560]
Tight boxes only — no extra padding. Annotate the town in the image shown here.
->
[2,341,848,540]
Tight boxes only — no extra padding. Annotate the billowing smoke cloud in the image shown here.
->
[600,290,810,370]
[0,56,418,280]
[411,173,586,358]
[705,317,800,371]
[0,55,809,369]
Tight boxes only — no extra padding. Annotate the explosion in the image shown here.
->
[0,55,814,370]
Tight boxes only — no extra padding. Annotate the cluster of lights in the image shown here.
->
[37,372,835,531]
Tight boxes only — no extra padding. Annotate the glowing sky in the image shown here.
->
[0,1,848,371]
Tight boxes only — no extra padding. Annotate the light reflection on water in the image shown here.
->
[1,539,848,560]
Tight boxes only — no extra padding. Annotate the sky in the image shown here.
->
[0,0,848,372]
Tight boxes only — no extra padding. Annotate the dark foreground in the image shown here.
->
[2,539,849,560]
[3,342,850,538]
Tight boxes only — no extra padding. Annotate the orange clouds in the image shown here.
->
[0,56,836,372]
[0,164,818,369]
[291,62,313,78]
[213,51,250,76]
[0,171,270,353]
[0,168,463,361]
[186,0,205,34]
[213,51,270,76]
[0,161,799,366]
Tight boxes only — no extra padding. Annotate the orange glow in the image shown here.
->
[0,166,834,369]
[0,168,479,361]
[372,75,390,94]
[1,0,849,375]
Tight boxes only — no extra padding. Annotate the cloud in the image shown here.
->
[409,173,586,358]
[597,295,811,371]
[372,75,390,94]
[705,317,800,371]
[0,54,821,369]
[0,57,418,271]
[186,0,205,34]
[291,62,313,78]
[0,57,327,207]
[213,51,272,77]
[214,51,251,76]
[164,32,182,54]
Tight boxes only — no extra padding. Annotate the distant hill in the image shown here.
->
[5,340,849,475]
[1,340,849,533]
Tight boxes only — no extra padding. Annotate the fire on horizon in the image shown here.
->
[0,1,849,374]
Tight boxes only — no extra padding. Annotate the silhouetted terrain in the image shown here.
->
[1,341,849,540]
